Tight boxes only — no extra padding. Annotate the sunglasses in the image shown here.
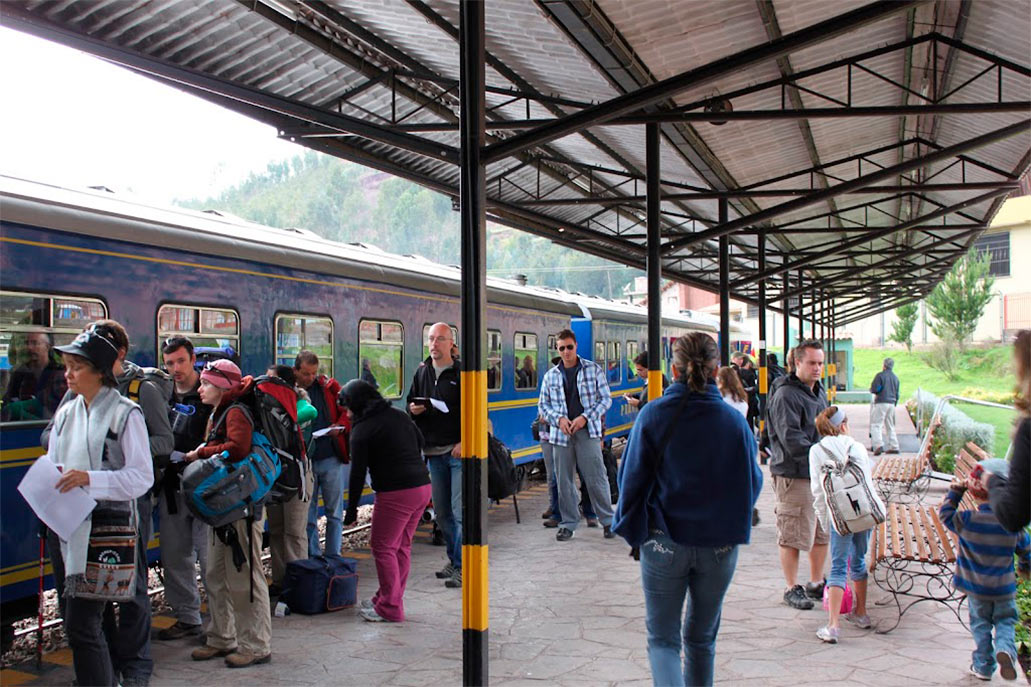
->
[558,344,575,352]
[202,361,235,384]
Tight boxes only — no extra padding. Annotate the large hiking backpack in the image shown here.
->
[249,375,308,504]
[181,423,282,527]
[126,366,173,488]
[487,433,518,501]
[818,445,885,535]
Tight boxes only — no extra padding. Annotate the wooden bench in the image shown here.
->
[867,441,988,632]
[872,418,939,502]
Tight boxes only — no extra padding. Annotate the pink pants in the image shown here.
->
[370,483,432,622]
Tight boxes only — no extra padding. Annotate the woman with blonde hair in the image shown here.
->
[981,330,1029,532]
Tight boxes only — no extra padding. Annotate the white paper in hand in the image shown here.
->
[312,426,344,439]
[429,398,449,414]
[17,454,96,541]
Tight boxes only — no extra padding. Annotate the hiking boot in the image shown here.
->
[542,518,559,528]
[816,626,839,644]
[603,525,615,539]
[556,527,574,542]
[804,579,826,600]
[435,562,455,579]
[969,665,993,681]
[844,612,872,630]
[225,651,271,668]
[445,569,462,588]
[783,585,814,610]
[157,621,202,641]
[997,651,1017,680]
[191,645,234,661]
[586,517,599,528]
[359,606,387,622]
[873,446,884,456]
[541,508,553,519]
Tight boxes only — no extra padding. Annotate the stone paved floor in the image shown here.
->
[8,405,1010,686]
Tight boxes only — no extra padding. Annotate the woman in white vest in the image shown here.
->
[809,405,885,644]
[49,325,153,686]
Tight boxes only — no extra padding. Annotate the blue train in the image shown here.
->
[0,175,733,638]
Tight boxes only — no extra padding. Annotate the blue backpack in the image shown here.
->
[182,405,282,528]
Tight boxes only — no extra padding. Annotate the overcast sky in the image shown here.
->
[0,27,299,204]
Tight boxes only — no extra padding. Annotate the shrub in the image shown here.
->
[908,389,995,473]
[958,387,1016,405]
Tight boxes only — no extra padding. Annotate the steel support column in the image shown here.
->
[719,199,730,366]
[758,230,768,434]
[797,271,805,344]
[458,3,488,684]
[783,271,790,359]
[646,124,663,400]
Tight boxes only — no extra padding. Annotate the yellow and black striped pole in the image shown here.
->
[646,123,662,399]
[459,2,488,683]
[757,230,767,434]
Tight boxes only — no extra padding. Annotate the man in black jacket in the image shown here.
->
[767,340,829,610]
[406,323,462,589]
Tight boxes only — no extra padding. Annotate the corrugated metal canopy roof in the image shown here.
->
[4,0,1029,325]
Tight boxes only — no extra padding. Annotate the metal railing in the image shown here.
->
[914,389,1016,462]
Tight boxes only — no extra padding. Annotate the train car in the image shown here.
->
[0,175,721,636]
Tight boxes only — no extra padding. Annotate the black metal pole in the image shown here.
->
[646,123,662,398]
[797,271,804,344]
[758,229,768,434]
[719,199,730,366]
[459,2,488,684]
[783,270,790,360]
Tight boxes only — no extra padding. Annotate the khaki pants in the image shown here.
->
[267,469,315,586]
[870,402,899,451]
[205,514,271,656]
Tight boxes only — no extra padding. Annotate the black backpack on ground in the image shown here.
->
[603,444,619,504]
[487,433,518,501]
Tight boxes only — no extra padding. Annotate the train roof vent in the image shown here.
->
[347,242,385,252]
[87,185,115,194]
[285,226,319,238]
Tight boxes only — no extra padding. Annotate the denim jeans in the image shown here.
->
[968,596,1018,676]
[427,453,462,568]
[543,441,595,520]
[827,527,870,590]
[640,532,739,687]
[554,430,611,530]
[307,458,345,557]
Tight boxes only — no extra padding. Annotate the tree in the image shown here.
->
[888,302,918,352]
[926,249,995,350]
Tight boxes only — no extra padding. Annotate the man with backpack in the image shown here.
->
[157,336,212,641]
[42,320,173,686]
[295,351,350,559]
[407,323,462,588]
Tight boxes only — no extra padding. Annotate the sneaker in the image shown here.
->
[541,508,553,519]
[360,599,374,610]
[783,585,815,610]
[435,562,455,579]
[603,525,615,539]
[586,517,600,528]
[804,579,826,600]
[225,651,271,668]
[873,446,884,456]
[542,518,559,528]
[445,569,462,588]
[997,651,1017,680]
[157,620,202,641]
[886,448,900,454]
[844,612,872,630]
[359,606,387,622]
[556,527,574,542]
[191,645,234,661]
[816,626,839,644]
[969,665,993,681]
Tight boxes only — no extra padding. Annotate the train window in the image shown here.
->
[1,291,107,423]
[608,341,621,385]
[487,329,502,391]
[421,323,458,361]
[359,319,404,398]
[513,332,538,390]
[276,314,333,377]
[626,341,639,380]
[546,334,558,365]
[594,341,605,366]
[158,304,240,359]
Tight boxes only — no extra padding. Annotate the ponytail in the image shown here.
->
[672,332,719,393]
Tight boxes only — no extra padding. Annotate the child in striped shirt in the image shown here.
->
[940,461,1030,682]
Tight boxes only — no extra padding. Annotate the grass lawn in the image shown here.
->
[853,346,1019,458]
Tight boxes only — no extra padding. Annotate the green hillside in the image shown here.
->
[177,150,642,299]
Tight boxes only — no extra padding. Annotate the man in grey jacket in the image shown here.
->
[869,358,901,456]
[767,340,829,610]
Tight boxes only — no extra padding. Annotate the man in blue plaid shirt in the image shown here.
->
[538,329,616,542]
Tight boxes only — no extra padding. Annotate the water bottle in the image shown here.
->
[170,403,196,435]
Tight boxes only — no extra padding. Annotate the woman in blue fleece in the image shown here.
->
[613,332,762,687]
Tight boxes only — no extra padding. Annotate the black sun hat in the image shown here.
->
[55,325,120,372]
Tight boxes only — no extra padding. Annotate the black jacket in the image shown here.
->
[406,357,461,449]
[345,402,431,523]
[169,379,212,454]
[870,369,901,405]
[988,416,1030,532]
[767,374,828,479]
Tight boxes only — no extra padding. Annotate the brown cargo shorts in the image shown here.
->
[772,474,828,551]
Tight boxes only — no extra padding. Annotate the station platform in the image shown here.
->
[5,404,979,686]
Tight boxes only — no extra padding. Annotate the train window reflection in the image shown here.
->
[514,332,537,390]
[276,314,333,377]
[158,304,240,361]
[608,341,621,385]
[359,319,403,398]
[626,341,639,380]
[487,329,502,392]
